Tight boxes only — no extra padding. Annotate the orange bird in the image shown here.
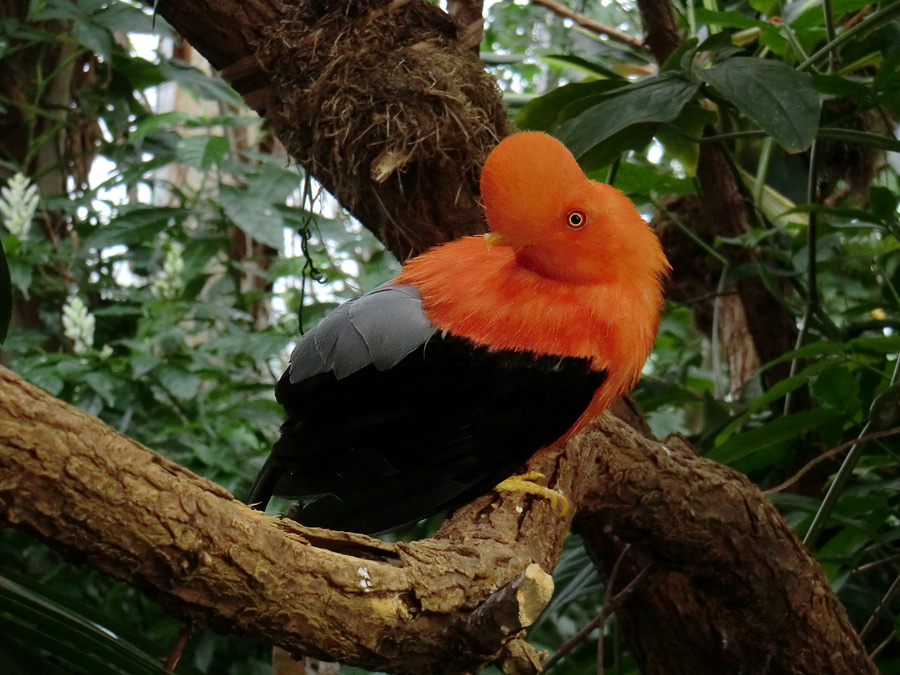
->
[248,132,669,533]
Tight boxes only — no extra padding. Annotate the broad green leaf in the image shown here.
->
[157,366,201,400]
[709,408,836,465]
[0,571,204,675]
[111,54,166,91]
[573,123,656,173]
[812,366,861,414]
[554,74,701,158]
[82,206,189,250]
[656,104,717,176]
[247,163,301,205]
[7,256,32,298]
[175,134,229,169]
[130,111,194,143]
[516,79,627,132]
[660,37,699,72]
[810,73,870,97]
[0,237,10,343]
[85,371,118,407]
[593,161,694,198]
[91,3,163,35]
[697,57,821,152]
[219,186,285,251]
[72,19,112,61]
[159,60,242,105]
[749,0,778,14]
[692,8,773,31]
[849,335,900,353]
[538,54,621,80]
[869,186,899,221]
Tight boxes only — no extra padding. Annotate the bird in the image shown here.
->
[247,131,669,534]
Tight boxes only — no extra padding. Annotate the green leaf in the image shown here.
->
[595,161,694,198]
[697,57,821,152]
[869,186,899,222]
[749,0,778,14]
[247,163,301,205]
[656,104,717,176]
[554,74,702,158]
[573,124,656,173]
[0,237,10,343]
[129,111,194,144]
[0,571,205,675]
[158,60,242,105]
[72,19,112,61]
[692,8,773,31]
[709,408,836,465]
[84,371,118,408]
[537,54,621,80]
[90,3,163,35]
[7,256,32,298]
[812,366,860,414]
[810,73,870,97]
[219,186,284,251]
[175,134,229,169]
[156,366,201,400]
[516,79,627,132]
[82,206,189,250]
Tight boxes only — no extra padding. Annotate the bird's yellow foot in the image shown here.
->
[494,471,569,515]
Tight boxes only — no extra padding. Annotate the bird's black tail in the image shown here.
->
[246,455,278,512]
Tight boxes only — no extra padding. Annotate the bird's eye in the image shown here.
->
[566,209,587,230]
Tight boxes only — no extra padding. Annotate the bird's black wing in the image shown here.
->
[247,283,606,534]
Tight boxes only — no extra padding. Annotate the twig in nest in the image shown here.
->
[541,545,652,673]
[764,425,900,495]
[530,0,648,53]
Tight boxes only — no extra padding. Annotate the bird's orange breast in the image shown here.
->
[396,235,663,436]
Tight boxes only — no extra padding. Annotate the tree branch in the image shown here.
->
[531,0,648,53]
[0,366,566,673]
[0,366,875,673]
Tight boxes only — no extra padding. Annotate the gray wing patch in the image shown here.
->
[289,283,439,383]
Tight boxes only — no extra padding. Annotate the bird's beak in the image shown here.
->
[484,231,507,250]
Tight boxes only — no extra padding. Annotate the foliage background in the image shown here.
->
[0,0,899,673]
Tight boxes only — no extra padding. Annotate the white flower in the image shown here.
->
[151,236,185,300]
[62,295,95,355]
[0,173,39,241]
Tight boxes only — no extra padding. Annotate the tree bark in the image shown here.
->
[0,365,875,673]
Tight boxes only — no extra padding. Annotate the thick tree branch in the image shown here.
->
[0,366,875,673]
[0,366,566,673]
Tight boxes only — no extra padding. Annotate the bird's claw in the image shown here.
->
[494,472,570,515]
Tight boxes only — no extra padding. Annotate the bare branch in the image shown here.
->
[531,0,648,53]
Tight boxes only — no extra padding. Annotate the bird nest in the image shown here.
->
[257,0,506,214]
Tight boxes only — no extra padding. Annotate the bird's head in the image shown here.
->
[480,131,668,285]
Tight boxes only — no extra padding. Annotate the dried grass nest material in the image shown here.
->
[257,0,506,207]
